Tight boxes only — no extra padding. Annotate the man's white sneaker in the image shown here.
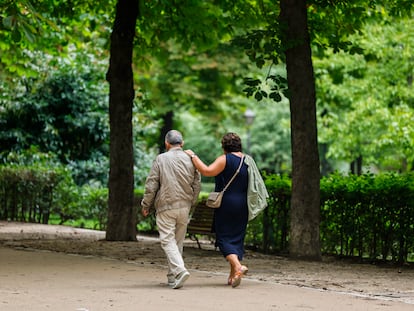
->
[172,270,190,289]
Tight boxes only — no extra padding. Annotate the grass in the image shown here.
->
[48,214,103,231]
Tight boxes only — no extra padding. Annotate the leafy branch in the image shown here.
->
[242,71,289,102]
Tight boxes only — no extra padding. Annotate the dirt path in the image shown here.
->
[1,221,413,310]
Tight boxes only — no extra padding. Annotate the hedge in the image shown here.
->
[246,172,414,263]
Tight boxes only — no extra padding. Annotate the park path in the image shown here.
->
[1,246,413,311]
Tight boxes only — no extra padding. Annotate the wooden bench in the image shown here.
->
[187,203,215,249]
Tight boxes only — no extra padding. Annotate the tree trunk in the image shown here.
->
[105,0,139,241]
[280,0,321,260]
[350,156,363,175]
[158,111,174,153]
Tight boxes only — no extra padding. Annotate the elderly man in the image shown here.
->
[141,130,201,289]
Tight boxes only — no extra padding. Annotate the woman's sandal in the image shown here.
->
[232,265,248,288]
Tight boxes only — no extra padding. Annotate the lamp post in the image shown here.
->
[243,109,255,154]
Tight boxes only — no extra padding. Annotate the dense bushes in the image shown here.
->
[245,172,414,263]
[0,165,66,224]
[0,58,110,186]
[320,172,414,263]
[0,165,109,229]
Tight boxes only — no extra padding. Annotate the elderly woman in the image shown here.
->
[186,132,252,288]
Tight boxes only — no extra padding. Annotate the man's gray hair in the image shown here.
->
[165,130,183,145]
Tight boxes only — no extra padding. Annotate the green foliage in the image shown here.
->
[1,146,60,166]
[249,105,291,173]
[231,1,374,104]
[316,15,414,171]
[244,171,414,263]
[320,172,414,263]
[242,74,289,102]
[0,0,113,77]
[137,1,234,56]
[133,146,158,188]
[1,162,109,231]
[0,0,42,43]
[232,26,283,69]
[0,51,110,185]
[0,163,71,224]
[77,186,109,230]
[134,39,257,152]
[229,2,287,103]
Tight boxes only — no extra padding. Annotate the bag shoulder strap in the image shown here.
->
[222,156,244,192]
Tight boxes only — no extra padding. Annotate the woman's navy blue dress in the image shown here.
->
[213,153,248,260]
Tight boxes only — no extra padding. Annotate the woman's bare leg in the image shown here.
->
[226,254,242,286]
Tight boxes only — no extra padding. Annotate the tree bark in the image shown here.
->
[105,0,139,241]
[280,0,321,260]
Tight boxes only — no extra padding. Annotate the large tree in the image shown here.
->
[105,0,139,241]
[280,0,321,259]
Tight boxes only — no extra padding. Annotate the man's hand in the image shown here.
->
[141,208,150,217]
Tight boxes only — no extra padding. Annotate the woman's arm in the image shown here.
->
[185,149,226,177]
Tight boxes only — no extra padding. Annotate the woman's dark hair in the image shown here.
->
[221,132,242,153]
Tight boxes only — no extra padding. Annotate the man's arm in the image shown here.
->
[141,159,160,217]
